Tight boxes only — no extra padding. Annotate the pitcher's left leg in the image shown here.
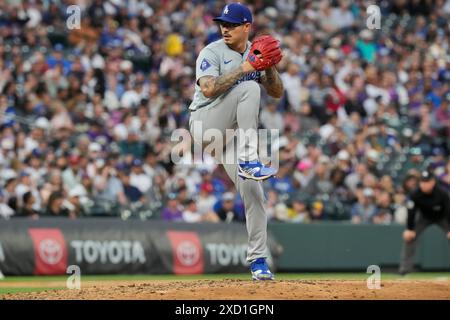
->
[221,158,274,280]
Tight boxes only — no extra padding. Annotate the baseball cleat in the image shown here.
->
[238,161,277,181]
[250,258,275,281]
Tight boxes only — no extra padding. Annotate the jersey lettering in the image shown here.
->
[236,71,261,85]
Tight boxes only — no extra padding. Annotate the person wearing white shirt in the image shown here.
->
[182,199,203,223]
[281,63,301,111]
[197,182,217,215]
[129,159,152,194]
[260,102,284,132]
[330,0,354,29]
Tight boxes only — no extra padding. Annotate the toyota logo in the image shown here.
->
[39,238,63,265]
[176,241,200,267]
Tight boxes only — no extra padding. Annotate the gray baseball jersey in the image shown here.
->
[188,38,272,262]
[188,38,264,111]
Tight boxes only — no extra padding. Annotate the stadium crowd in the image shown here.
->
[0,0,449,225]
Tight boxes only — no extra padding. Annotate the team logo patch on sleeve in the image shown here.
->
[200,58,211,71]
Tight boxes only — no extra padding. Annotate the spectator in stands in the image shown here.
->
[62,155,82,190]
[298,102,320,135]
[44,191,71,218]
[265,189,279,222]
[118,169,144,204]
[373,190,394,225]
[16,191,39,219]
[260,101,285,131]
[402,147,427,177]
[392,191,408,225]
[333,150,351,174]
[366,149,382,178]
[175,185,190,206]
[329,167,350,200]
[161,192,183,222]
[309,200,327,221]
[351,188,377,224]
[66,184,87,217]
[0,190,14,219]
[438,159,450,192]
[403,173,420,195]
[379,175,395,195]
[214,192,242,223]
[40,169,63,206]
[287,196,311,223]
[345,163,368,193]
[281,63,302,112]
[294,159,315,191]
[94,164,127,205]
[304,155,333,196]
[181,197,218,223]
[146,173,166,209]
[182,198,202,223]
[3,176,18,213]
[15,171,40,207]
[270,160,295,198]
[130,158,152,194]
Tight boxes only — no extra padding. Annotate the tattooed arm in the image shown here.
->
[260,66,284,99]
[199,62,255,98]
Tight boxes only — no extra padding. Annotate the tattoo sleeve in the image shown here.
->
[200,66,246,98]
[261,67,284,98]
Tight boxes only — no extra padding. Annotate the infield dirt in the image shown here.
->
[2,279,449,300]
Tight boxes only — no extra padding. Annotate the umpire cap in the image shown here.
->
[420,170,435,182]
[213,3,253,24]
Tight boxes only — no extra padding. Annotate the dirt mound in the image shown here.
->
[3,279,449,300]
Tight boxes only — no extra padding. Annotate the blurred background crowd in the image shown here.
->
[0,0,449,225]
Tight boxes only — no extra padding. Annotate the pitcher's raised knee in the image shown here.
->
[235,80,261,96]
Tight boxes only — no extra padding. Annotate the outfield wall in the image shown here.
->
[0,219,449,275]
[269,222,450,271]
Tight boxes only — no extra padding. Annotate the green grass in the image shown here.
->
[0,287,65,295]
[2,272,450,282]
[1,272,449,296]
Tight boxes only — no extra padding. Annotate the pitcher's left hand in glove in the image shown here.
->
[246,35,283,71]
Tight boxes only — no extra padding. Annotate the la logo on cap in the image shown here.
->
[224,5,229,14]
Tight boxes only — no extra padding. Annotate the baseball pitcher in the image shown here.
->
[188,3,283,280]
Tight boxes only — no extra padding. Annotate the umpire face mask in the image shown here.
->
[419,179,436,194]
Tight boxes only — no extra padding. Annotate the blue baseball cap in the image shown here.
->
[213,3,253,24]
[132,158,143,167]
[54,43,64,52]
[115,162,129,171]
[167,192,178,200]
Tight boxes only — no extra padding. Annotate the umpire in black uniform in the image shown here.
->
[399,170,450,275]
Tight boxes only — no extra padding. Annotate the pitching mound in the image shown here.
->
[3,279,450,300]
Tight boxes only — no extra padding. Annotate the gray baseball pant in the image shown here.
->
[189,80,268,262]
[399,213,450,274]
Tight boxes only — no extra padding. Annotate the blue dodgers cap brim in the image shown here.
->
[212,16,244,24]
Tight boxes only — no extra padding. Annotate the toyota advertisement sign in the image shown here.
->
[0,219,281,275]
[29,228,68,275]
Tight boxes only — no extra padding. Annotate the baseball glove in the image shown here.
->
[246,35,283,71]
